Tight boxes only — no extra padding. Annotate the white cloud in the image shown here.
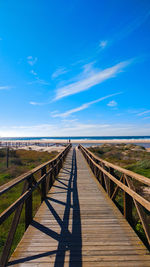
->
[51,110,59,115]
[30,70,37,76]
[28,68,49,85]
[29,101,44,106]
[123,9,150,38]
[52,92,122,118]
[28,78,50,86]
[99,40,108,49]
[27,56,38,66]
[82,62,96,75]
[0,86,12,90]
[107,100,117,107]
[52,67,68,79]
[137,110,150,116]
[111,9,150,45]
[52,105,88,118]
[142,116,150,120]
[61,118,78,124]
[0,123,108,137]
[98,10,150,53]
[1,122,150,137]
[54,60,130,101]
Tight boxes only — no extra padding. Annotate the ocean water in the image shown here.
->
[1,136,150,148]
[0,136,150,141]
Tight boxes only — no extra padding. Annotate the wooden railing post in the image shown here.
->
[125,175,150,244]
[99,171,104,188]
[0,180,28,267]
[25,176,33,230]
[6,146,9,168]
[51,161,55,184]
[48,164,53,190]
[123,176,133,224]
[108,168,115,198]
[41,166,46,202]
[45,163,51,194]
[56,158,59,175]
[59,154,63,170]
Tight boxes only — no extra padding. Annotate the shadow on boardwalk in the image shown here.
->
[8,148,82,266]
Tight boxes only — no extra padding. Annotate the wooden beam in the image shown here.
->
[0,181,28,267]
[0,144,71,197]
[125,175,150,245]
[79,145,150,186]
[79,145,150,212]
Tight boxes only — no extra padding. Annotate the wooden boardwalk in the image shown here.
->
[8,148,150,266]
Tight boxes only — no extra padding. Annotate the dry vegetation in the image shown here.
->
[0,148,58,256]
[89,143,150,178]
[0,148,58,186]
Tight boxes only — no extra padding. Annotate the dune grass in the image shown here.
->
[89,143,150,178]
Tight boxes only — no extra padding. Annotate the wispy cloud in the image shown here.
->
[137,110,150,116]
[28,78,50,86]
[0,38,2,41]
[52,92,122,118]
[1,121,150,137]
[51,110,59,115]
[97,9,150,53]
[52,67,68,79]
[99,40,108,49]
[27,56,38,66]
[112,9,150,45]
[0,86,12,90]
[0,122,109,137]
[107,100,117,107]
[29,101,45,106]
[54,60,130,101]
[30,70,37,76]
[82,62,97,76]
[142,116,150,120]
[28,68,49,85]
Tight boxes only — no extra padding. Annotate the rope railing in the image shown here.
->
[78,144,150,247]
[0,143,72,267]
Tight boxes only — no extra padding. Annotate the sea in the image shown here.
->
[0,136,150,141]
[0,136,150,148]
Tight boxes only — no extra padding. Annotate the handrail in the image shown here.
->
[0,143,72,267]
[79,145,150,186]
[0,145,70,196]
[78,144,150,247]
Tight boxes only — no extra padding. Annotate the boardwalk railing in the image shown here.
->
[0,144,72,267]
[0,141,68,148]
[79,144,150,247]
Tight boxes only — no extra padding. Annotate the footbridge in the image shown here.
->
[0,144,150,266]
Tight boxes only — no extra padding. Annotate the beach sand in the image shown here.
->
[1,139,150,152]
[10,145,65,153]
[1,139,150,144]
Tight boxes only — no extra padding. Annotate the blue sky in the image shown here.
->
[0,0,150,137]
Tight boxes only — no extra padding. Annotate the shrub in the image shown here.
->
[11,158,22,166]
